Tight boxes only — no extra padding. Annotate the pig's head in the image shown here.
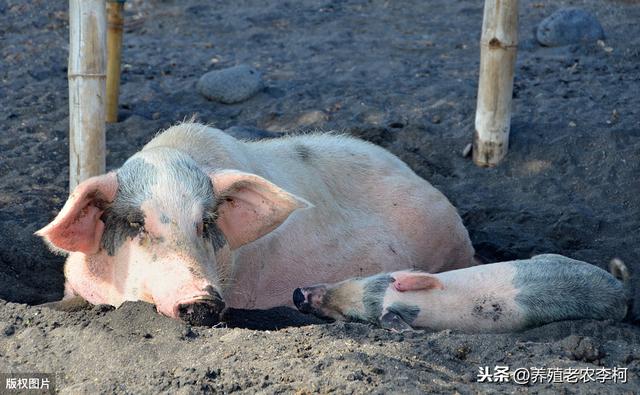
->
[37,147,309,325]
[293,274,395,323]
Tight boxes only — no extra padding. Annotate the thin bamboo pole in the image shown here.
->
[106,0,125,123]
[68,0,107,190]
[473,0,518,167]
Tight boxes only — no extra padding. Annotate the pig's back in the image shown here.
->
[512,254,627,327]
[246,133,475,274]
[247,133,419,193]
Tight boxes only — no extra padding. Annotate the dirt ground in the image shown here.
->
[1,0,639,393]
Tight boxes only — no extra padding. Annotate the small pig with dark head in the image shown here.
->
[37,122,476,325]
[294,254,628,333]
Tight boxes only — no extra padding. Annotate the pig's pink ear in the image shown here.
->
[211,170,312,249]
[393,272,444,292]
[35,173,118,255]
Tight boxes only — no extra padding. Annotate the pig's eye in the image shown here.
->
[201,218,212,238]
[199,221,207,236]
[128,220,145,234]
[126,212,145,233]
[201,212,218,238]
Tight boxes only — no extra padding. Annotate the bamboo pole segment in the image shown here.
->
[473,0,518,167]
[106,0,125,123]
[68,0,107,190]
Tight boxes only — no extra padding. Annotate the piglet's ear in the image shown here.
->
[393,272,444,292]
[211,170,312,250]
[36,172,118,255]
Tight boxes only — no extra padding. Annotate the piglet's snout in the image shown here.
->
[293,288,309,312]
[174,286,225,326]
[293,286,326,314]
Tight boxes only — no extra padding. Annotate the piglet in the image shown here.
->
[293,254,628,333]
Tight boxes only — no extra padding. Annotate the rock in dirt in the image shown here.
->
[559,335,604,362]
[536,8,605,47]
[197,64,263,104]
[1,323,15,336]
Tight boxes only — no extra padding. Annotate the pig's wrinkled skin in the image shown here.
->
[37,122,475,324]
[293,254,628,333]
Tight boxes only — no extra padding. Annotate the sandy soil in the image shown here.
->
[1,0,639,393]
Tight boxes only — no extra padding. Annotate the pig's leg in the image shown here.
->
[393,272,444,292]
[379,311,419,333]
[38,296,91,312]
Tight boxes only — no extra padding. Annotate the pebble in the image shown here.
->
[560,335,604,362]
[2,323,15,336]
[197,65,263,104]
[536,8,604,47]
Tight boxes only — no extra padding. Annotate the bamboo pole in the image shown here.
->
[68,0,107,190]
[473,0,518,167]
[106,0,125,123]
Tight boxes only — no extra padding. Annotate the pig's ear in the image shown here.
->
[211,170,312,249]
[35,173,118,255]
[393,272,444,292]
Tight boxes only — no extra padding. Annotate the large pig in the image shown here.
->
[37,122,475,325]
[293,254,628,332]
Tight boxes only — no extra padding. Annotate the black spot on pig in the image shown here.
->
[472,296,503,322]
[115,157,158,200]
[362,274,394,321]
[101,205,146,256]
[169,156,213,198]
[294,144,313,163]
[513,255,627,328]
[379,311,413,332]
[387,302,420,324]
[203,214,227,252]
[160,213,171,224]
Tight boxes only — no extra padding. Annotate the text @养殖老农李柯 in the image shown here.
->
[477,365,628,385]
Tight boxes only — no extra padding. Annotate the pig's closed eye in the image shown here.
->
[126,212,146,233]
[128,220,144,231]
[201,212,218,239]
[201,218,212,238]
[200,211,226,250]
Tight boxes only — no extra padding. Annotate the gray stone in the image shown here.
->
[197,65,263,104]
[536,8,604,47]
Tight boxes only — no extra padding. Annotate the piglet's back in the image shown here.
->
[512,254,627,327]
[402,254,627,333]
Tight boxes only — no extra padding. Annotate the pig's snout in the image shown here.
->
[293,286,326,314]
[293,288,310,312]
[175,287,225,326]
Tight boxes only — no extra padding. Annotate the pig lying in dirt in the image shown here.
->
[293,254,628,333]
[37,122,475,325]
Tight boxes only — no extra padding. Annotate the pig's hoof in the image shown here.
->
[178,299,225,327]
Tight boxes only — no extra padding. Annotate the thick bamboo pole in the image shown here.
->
[106,0,125,123]
[68,0,107,190]
[473,0,518,167]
